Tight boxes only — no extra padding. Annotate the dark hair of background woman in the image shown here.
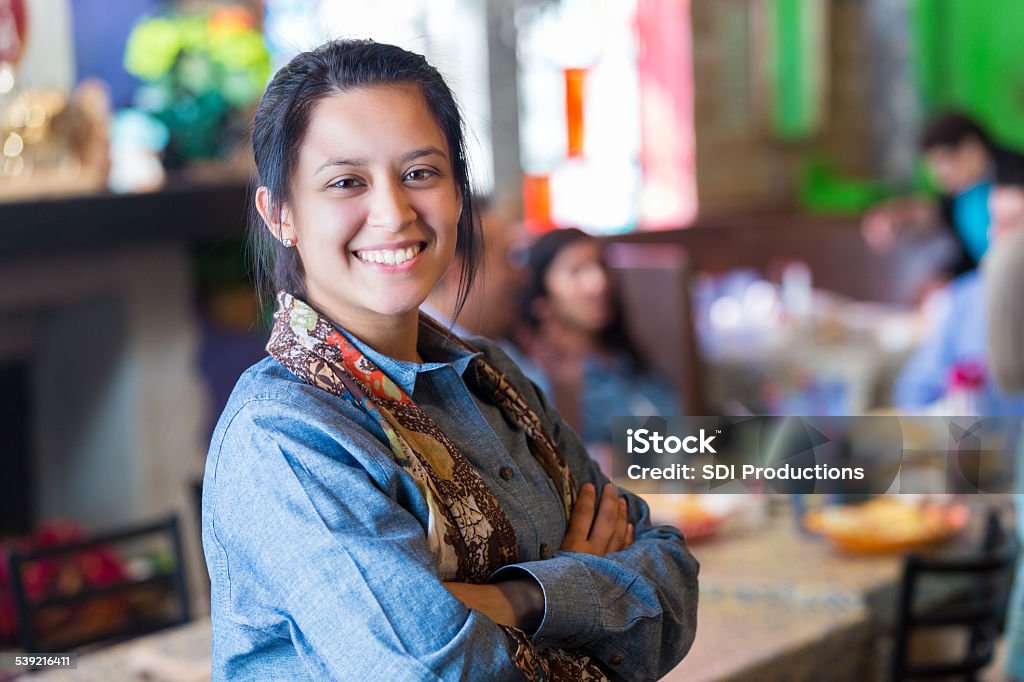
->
[247,39,482,318]
[920,111,993,152]
[517,227,650,373]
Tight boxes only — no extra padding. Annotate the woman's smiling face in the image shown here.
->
[271,85,461,326]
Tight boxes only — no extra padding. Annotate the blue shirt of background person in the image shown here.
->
[952,180,993,263]
[894,270,1024,415]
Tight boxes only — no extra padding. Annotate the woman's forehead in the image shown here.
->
[299,85,448,166]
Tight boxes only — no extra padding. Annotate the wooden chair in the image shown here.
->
[604,241,704,414]
[5,515,191,653]
[890,507,1019,681]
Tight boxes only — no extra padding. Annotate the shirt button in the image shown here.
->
[499,466,514,481]
[539,543,551,559]
[610,655,624,666]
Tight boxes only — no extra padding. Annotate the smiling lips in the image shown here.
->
[353,241,425,267]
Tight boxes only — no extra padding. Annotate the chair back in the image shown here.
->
[4,514,191,653]
[890,507,1019,681]
[604,241,703,414]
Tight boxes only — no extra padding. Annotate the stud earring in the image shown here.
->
[282,238,294,248]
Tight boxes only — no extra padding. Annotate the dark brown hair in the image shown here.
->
[920,112,992,152]
[249,39,481,317]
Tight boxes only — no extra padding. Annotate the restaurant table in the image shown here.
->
[24,502,998,681]
[701,295,919,415]
[663,511,903,682]
[22,619,211,682]
[665,498,1007,682]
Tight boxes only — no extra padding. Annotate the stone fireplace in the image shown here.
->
[0,243,208,530]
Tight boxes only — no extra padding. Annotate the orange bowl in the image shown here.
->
[804,500,969,555]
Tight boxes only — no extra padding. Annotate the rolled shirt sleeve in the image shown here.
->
[204,396,525,681]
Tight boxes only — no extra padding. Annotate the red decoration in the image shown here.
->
[564,68,587,158]
[523,174,555,234]
[0,0,28,65]
[0,521,128,643]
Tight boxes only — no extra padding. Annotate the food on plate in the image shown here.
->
[804,497,968,553]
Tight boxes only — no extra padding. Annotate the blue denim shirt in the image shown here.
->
[894,270,1024,414]
[202,319,699,681]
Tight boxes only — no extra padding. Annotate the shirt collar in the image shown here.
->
[419,302,473,339]
[334,314,482,396]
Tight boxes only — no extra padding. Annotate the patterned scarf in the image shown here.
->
[267,293,611,681]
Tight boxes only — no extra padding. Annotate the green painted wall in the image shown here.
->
[768,0,825,141]
[912,0,1024,149]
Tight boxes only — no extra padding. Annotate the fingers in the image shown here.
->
[587,484,622,552]
[606,498,629,553]
[561,483,637,557]
[563,483,597,546]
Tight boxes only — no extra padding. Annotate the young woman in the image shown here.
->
[202,39,698,681]
[514,228,682,450]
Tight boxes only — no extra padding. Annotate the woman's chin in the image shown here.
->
[369,296,430,319]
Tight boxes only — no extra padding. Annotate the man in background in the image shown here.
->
[893,161,1024,414]
[863,112,1024,276]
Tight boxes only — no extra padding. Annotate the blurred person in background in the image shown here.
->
[862,112,1024,275]
[983,202,1024,682]
[893,161,1024,415]
[514,228,681,459]
[204,39,698,680]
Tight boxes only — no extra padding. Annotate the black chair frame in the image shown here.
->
[5,514,191,653]
[891,508,1019,681]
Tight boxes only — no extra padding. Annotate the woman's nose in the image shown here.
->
[367,180,416,231]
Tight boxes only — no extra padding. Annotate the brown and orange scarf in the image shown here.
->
[267,293,611,681]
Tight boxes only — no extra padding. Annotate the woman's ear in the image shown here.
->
[255,186,296,246]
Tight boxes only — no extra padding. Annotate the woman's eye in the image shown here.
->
[405,168,437,182]
[331,178,362,189]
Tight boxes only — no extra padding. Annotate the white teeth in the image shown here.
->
[355,243,423,265]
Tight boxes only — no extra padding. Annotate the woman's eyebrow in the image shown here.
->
[315,156,367,174]
[314,146,448,175]
[403,146,448,163]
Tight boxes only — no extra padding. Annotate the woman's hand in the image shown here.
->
[443,579,544,632]
[561,483,635,557]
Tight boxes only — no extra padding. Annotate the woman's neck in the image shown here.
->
[315,299,423,363]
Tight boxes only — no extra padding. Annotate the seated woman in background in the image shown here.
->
[514,228,682,456]
[202,39,698,680]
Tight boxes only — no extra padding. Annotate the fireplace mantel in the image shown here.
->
[0,177,249,261]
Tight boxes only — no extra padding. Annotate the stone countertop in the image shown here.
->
[665,514,903,682]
